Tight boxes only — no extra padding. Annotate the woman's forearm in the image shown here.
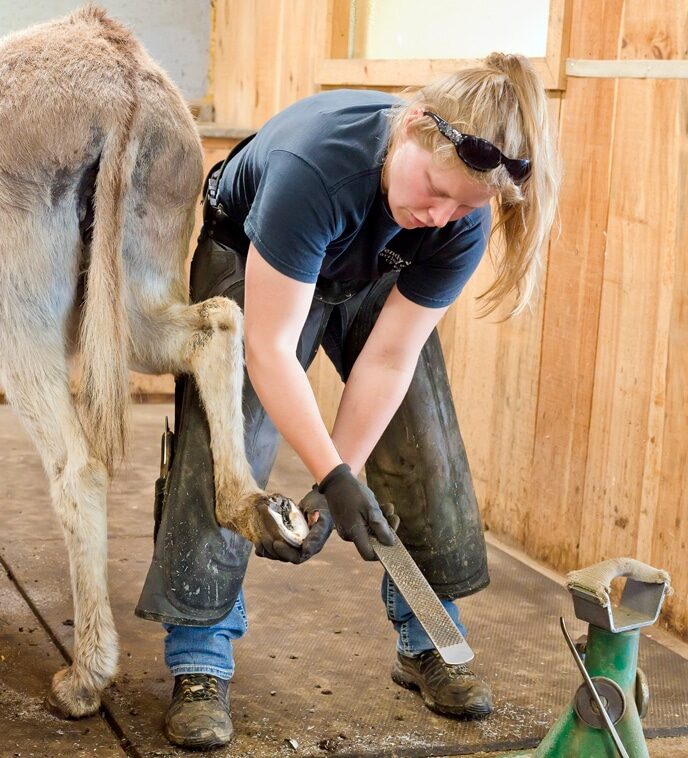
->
[246,344,342,483]
[330,355,415,476]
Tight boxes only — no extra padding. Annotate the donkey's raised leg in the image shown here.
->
[128,291,308,546]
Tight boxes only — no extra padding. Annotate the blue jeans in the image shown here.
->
[164,590,248,679]
[164,576,466,678]
[381,574,467,656]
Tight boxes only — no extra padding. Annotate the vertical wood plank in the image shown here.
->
[527,0,624,567]
[251,0,283,126]
[654,82,688,634]
[446,247,500,501]
[578,0,681,568]
[307,351,343,432]
[579,80,678,566]
[444,92,558,546]
[213,1,329,128]
[649,0,688,634]
[275,1,329,110]
[213,0,257,127]
[329,0,352,58]
[545,0,574,88]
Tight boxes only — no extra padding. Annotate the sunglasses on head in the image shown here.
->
[423,110,531,184]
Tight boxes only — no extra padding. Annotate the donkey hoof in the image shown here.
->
[47,667,101,719]
[260,494,309,547]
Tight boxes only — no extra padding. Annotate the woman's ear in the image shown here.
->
[403,107,425,133]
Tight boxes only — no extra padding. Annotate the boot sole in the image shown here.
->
[391,666,493,719]
[164,725,233,751]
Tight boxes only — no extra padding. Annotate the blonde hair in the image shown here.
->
[388,53,560,317]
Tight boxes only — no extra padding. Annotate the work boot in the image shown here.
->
[391,650,493,718]
[164,673,233,749]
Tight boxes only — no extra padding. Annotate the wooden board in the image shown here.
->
[654,87,688,636]
[444,226,546,544]
[213,0,329,128]
[578,1,681,569]
[527,0,624,568]
[579,0,686,633]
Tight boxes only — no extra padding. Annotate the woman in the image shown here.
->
[136,52,559,749]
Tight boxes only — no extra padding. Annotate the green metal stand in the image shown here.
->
[507,625,647,757]
[497,558,670,758]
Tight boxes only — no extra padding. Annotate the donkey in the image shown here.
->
[0,6,307,718]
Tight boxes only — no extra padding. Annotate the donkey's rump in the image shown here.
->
[0,6,201,277]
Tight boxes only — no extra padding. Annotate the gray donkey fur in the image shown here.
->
[0,6,304,718]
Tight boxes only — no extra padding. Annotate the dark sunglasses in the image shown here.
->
[423,110,531,183]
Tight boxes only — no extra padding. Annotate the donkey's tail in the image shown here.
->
[77,83,138,476]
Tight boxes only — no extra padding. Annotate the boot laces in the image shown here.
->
[422,652,473,689]
[178,674,222,703]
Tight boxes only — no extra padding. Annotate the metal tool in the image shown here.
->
[371,534,474,665]
[160,416,174,478]
[560,616,629,758]
[152,417,174,544]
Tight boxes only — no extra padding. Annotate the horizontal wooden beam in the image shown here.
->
[197,124,254,140]
[316,56,564,91]
[566,58,688,79]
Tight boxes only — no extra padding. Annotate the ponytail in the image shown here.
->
[388,53,560,316]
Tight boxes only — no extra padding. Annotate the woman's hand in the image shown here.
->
[255,487,334,563]
[318,463,395,560]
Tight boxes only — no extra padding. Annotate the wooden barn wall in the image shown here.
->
[210,0,688,636]
[3,1,682,636]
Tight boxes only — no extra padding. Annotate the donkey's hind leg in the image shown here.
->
[2,340,117,717]
[121,112,308,547]
[129,290,308,547]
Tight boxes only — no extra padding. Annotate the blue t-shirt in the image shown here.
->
[218,89,490,308]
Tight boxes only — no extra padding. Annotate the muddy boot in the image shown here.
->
[164,674,233,750]
[391,650,493,719]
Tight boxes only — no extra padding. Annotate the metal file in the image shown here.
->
[371,535,474,665]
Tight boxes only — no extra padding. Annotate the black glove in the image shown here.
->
[254,487,333,564]
[379,501,400,533]
[318,463,396,561]
[299,486,334,560]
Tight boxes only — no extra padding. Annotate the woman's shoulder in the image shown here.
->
[256,90,401,189]
[281,89,401,120]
